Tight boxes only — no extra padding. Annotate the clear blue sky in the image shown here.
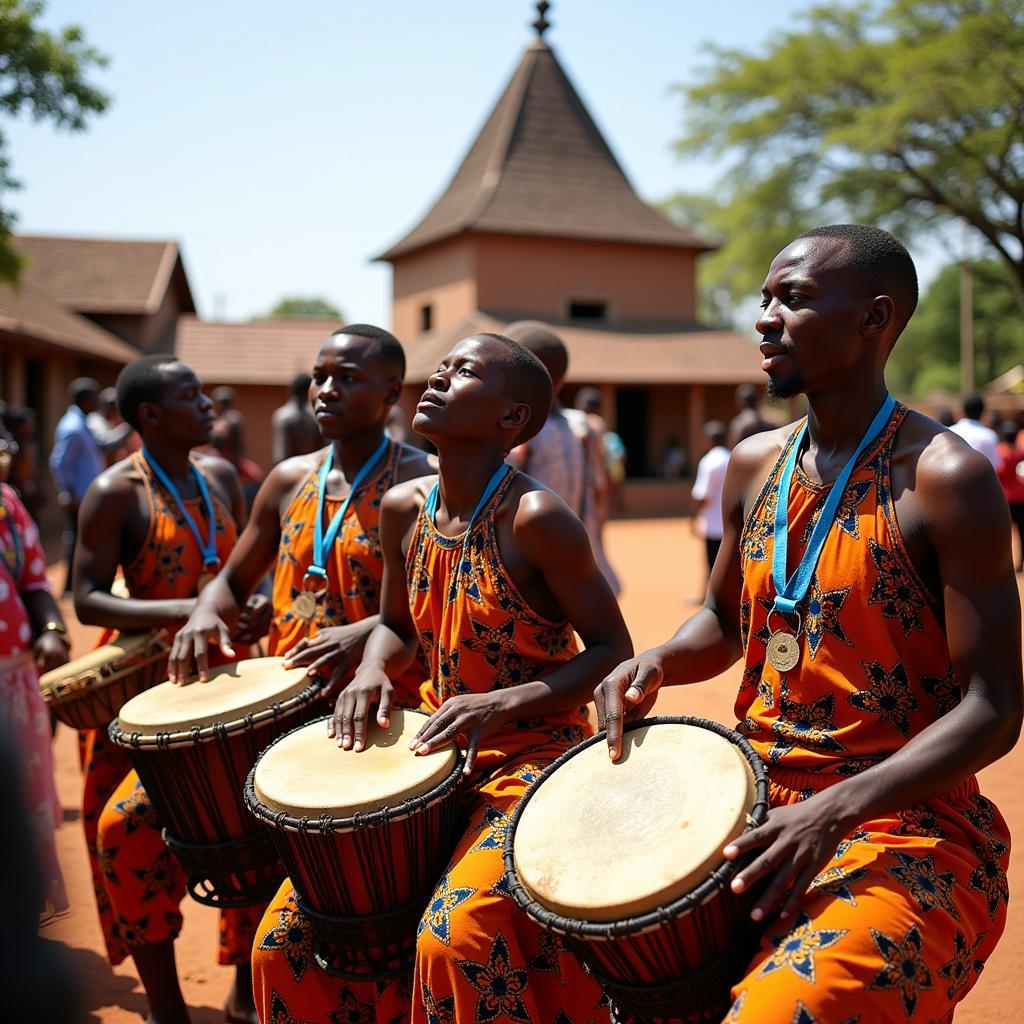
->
[9,0,944,327]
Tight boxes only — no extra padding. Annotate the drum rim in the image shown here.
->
[244,712,465,834]
[39,632,169,699]
[107,680,321,749]
[502,715,770,940]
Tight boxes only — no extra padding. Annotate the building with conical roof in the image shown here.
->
[376,5,762,503]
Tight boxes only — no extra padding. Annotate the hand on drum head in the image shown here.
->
[167,607,235,684]
[594,656,665,761]
[231,593,272,645]
[284,620,375,698]
[328,665,393,751]
[724,791,854,922]
[409,691,514,775]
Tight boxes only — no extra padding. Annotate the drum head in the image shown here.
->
[513,721,755,922]
[39,633,156,693]
[116,657,310,735]
[253,709,457,818]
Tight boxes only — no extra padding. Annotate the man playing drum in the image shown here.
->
[314,332,633,1023]
[168,325,434,1022]
[74,355,268,1024]
[596,224,1022,1022]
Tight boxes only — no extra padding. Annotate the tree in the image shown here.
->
[268,296,343,318]
[0,1,109,281]
[888,258,1024,394]
[667,0,1024,304]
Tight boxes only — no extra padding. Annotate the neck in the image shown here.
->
[143,436,194,483]
[435,442,507,522]
[804,376,889,461]
[331,425,387,482]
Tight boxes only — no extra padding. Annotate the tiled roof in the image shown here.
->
[376,41,714,261]
[0,281,138,363]
[175,316,340,385]
[15,235,195,315]
[403,312,763,386]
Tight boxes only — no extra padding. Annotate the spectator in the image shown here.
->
[211,385,263,507]
[3,407,43,523]
[728,383,773,448]
[271,373,321,464]
[997,419,1024,574]
[950,392,1000,468]
[690,420,730,594]
[48,379,109,595]
[659,436,688,479]
[87,387,135,464]
[935,406,956,428]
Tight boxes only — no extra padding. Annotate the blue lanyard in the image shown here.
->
[308,437,390,581]
[772,393,896,616]
[425,462,511,555]
[141,447,220,570]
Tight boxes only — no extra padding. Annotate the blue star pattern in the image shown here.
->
[759,913,848,983]
[418,873,476,946]
[868,924,932,1018]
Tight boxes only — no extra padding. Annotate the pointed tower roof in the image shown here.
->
[376,38,713,261]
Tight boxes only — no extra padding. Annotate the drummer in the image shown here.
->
[73,355,269,1024]
[306,332,633,1023]
[595,225,1022,1021]
[168,324,434,1021]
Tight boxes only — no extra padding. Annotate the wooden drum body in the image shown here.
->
[40,632,170,730]
[245,709,465,981]
[108,657,320,907]
[504,716,770,1024]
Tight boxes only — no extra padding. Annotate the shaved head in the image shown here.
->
[472,333,553,446]
[503,321,568,390]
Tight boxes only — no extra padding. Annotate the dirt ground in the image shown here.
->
[44,517,1023,1023]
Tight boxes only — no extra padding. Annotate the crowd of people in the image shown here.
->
[0,223,1021,1023]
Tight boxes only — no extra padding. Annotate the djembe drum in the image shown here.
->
[245,709,465,980]
[108,656,320,907]
[40,632,170,730]
[504,716,770,1024]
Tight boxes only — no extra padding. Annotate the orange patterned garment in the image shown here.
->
[726,406,1010,1022]
[86,453,255,966]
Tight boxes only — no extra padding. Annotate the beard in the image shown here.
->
[765,368,806,401]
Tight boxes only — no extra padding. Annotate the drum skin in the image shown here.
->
[245,710,465,979]
[39,632,170,730]
[504,716,770,1024]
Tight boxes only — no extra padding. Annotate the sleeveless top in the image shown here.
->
[406,468,590,745]
[736,405,960,776]
[267,442,426,705]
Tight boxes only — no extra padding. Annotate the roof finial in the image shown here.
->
[532,1,551,40]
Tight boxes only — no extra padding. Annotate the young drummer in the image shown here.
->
[257,332,632,1024]
[167,325,434,1020]
[74,355,268,1024]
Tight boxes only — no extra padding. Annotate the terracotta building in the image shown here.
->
[375,18,762,504]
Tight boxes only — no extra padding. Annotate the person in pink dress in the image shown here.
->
[0,429,69,918]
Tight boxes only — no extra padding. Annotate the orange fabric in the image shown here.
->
[726,407,1009,1020]
[84,453,253,965]
[253,470,600,1023]
[266,441,424,707]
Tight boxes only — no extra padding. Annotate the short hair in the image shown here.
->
[290,372,311,399]
[796,224,919,338]
[99,387,118,411]
[999,419,1019,444]
[963,392,985,421]
[473,333,553,446]
[703,420,727,444]
[212,385,235,406]
[330,323,406,378]
[69,377,99,405]
[116,356,181,431]
[575,386,602,413]
[735,384,758,408]
[503,321,568,388]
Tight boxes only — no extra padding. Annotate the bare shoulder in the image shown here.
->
[269,449,323,487]
[88,455,139,500]
[382,473,436,517]
[729,421,793,473]
[507,473,586,549]
[193,450,238,481]
[394,443,436,483]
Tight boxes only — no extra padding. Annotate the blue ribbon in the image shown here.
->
[772,393,896,616]
[141,447,219,570]
[308,436,391,581]
[425,462,511,558]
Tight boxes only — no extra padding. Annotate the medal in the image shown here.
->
[293,590,318,621]
[766,630,799,672]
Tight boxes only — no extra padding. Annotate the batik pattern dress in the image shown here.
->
[726,405,1010,1023]
[89,453,257,966]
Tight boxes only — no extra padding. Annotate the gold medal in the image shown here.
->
[293,590,318,621]
[197,572,215,594]
[766,630,800,673]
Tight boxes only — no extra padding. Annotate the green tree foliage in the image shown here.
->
[667,0,1024,305]
[889,258,1024,394]
[0,1,109,281]
[268,296,343,318]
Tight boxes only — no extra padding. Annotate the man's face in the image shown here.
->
[148,364,216,447]
[309,335,397,441]
[413,336,514,444]
[755,237,868,400]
